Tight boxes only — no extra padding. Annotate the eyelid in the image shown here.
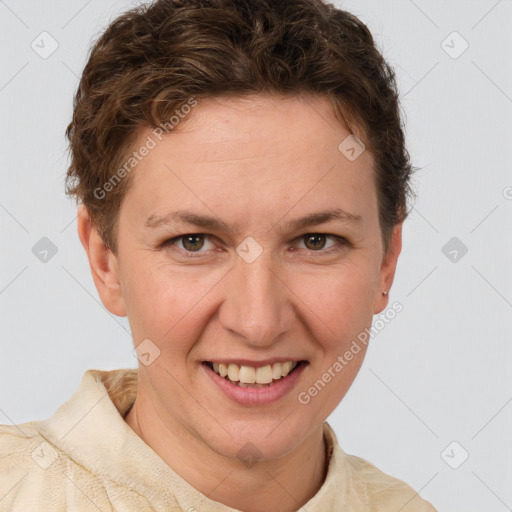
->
[161,232,350,256]
[162,233,216,254]
[296,233,339,251]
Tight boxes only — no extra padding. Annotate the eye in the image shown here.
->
[296,233,343,252]
[163,234,215,254]
[161,232,348,257]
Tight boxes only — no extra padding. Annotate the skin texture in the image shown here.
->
[77,93,402,512]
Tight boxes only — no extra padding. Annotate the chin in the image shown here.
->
[202,416,314,464]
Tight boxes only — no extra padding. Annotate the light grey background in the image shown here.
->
[1,0,511,510]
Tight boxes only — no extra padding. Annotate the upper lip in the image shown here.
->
[204,358,306,367]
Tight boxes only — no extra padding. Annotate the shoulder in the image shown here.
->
[323,423,437,511]
[0,421,62,509]
[0,420,50,473]
[344,452,437,511]
[0,422,110,511]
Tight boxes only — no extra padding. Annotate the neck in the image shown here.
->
[124,393,328,512]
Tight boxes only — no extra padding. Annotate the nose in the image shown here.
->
[218,253,295,349]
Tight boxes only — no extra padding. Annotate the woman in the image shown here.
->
[0,0,437,510]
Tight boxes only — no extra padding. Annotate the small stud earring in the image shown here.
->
[382,290,388,296]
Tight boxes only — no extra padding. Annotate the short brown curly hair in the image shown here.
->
[65,0,415,256]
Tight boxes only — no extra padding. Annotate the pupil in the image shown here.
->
[305,234,325,250]
[183,235,204,251]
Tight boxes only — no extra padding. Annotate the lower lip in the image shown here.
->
[201,362,307,406]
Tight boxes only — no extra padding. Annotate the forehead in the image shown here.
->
[147,94,363,161]
[121,94,376,226]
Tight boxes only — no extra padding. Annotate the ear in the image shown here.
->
[77,205,127,317]
[373,223,403,314]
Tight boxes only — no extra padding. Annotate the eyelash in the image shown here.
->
[160,233,350,258]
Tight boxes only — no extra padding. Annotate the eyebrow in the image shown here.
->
[145,208,362,233]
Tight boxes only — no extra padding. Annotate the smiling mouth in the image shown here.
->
[203,361,306,387]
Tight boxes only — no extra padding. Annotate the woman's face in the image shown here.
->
[89,94,401,461]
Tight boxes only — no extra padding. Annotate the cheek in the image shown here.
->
[121,259,221,349]
[122,247,379,355]
[300,262,377,329]
[297,270,373,415]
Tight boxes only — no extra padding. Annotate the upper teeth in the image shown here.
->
[212,361,298,384]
